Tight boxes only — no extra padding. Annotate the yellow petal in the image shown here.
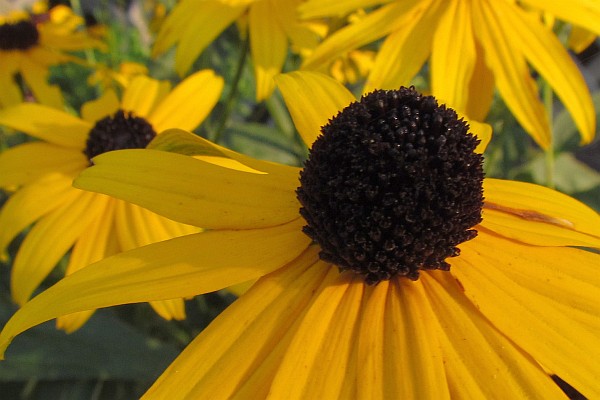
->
[493,0,595,144]
[149,299,186,321]
[11,190,104,305]
[0,52,22,107]
[173,2,247,76]
[358,279,450,399]
[482,179,600,247]
[0,173,80,255]
[365,0,446,92]
[466,118,492,153]
[268,272,363,399]
[0,104,90,148]
[520,0,600,36]
[152,0,200,57]
[568,25,597,53]
[424,272,567,398]
[74,148,301,229]
[249,1,288,101]
[0,142,87,187]
[143,247,324,399]
[472,0,550,148]
[299,0,391,19]
[275,71,355,147]
[431,0,476,114]
[81,89,120,123]
[301,1,410,70]
[148,70,223,132]
[19,55,63,108]
[453,232,600,399]
[55,310,96,334]
[0,219,311,358]
[121,75,170,118]
[464,40,495,121]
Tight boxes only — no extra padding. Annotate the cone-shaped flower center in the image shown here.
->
[85,110,157,163]
[297,88,484,285]
[0,19,39,50]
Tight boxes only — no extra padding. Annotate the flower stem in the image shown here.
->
[543,79,555,189]
[212,35,249,143]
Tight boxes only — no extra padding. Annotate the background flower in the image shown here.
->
[0,70,223,332]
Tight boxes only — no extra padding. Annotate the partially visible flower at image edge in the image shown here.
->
[0,72,598,398]
[0,70,223,332]
[300,0,599,149]
[0,3,104,108]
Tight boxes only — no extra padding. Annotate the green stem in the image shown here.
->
[212,36,249,143]
[543,79,555,189]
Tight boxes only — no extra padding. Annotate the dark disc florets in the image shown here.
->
[0,20,40,51]
[297,87,484,285]
[84,110,157,162]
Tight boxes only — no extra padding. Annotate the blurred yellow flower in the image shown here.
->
[0,70,223,332]
[0,3,104,108]
[1,72,598,398]
[87,61,149,91]
[152,0,320,100]
[301,0,599,148]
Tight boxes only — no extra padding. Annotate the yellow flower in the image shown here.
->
[1,71,599,398]
[300,0,599,149]
[0,3,104,108]
[0,70,223,332]
[87,61,149,91]
[152,0,320,100]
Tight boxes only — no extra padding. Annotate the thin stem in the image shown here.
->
[212,36,249,143]
[543,79,555,189]
[70,0,98,67]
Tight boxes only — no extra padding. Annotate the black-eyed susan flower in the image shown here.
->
[0,2,103,108]
[152,0,320,100]
[0,71,599,398]
[0,70,223,332]
[300,0,599,149]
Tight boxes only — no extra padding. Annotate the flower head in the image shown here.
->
[0,70,223,332]
[0,3,104,108]
[300,0,599,148]
[0,72,598,398]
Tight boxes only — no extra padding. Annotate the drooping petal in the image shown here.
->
[275,71,355,147]
[57,197,117,333]
[121,75,170,118]
[173,1,247,76]
[0,104,90,148]
[358,279,450,399]
[19,55,63,108]
[268,272,363,399]
[424,272,567,398]
[301,1,412,71]
[431,0,476,114]
[74,148,301,229]
[0,219,311,358]
[80,89,120,123]
[152,0,200,57]
[365,0,447,92]
[249,0,288,101]
[0,52,22,107]
[299,0,391,19]
[0,173,80,255]
[453,232,600,399]
[148,70,223,132]
[143,247,324,399]
[482,179,600,247]
[493,0,595,144]
[0,142,87,187]
[149,299,186,321]
[464,40,495,121]
[472,0,550,148]
[11,190,104,305]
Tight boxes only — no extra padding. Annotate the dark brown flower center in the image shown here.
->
[297,88,484,285]
[85,109,157,163]
[0,20,39,51]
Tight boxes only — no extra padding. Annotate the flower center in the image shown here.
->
[85,110,157,162]
[297,88,484,285]
[0,20,39,51]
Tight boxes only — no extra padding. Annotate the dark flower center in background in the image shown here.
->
[85,110,157,162]
[0,20,40,51]
[297,88,484,285]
